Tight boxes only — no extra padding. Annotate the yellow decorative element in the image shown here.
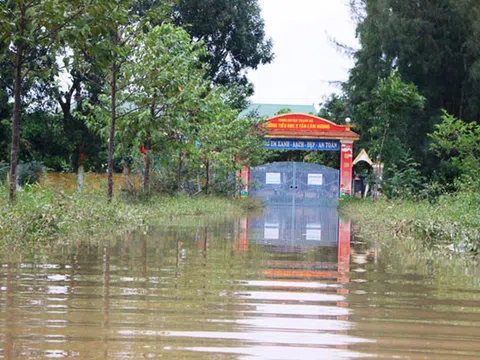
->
[353,149,373,166]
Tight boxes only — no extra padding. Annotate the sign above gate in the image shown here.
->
[265,138,340,151]
[265,113,360,141]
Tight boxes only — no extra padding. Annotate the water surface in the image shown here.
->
[1,206,479,359]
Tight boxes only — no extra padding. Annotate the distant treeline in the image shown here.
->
[317,0,480,198]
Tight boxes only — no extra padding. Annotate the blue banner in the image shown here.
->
[265,139,340,151]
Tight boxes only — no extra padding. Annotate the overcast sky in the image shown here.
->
[248,0,359,107]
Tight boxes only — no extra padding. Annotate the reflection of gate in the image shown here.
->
[248,205,340,251]
[250,162,339,206]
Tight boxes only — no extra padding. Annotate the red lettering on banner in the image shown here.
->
[266,114,349,132]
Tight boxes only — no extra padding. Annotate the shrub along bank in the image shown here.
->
[0,186,260,249]
[342,189,480,256]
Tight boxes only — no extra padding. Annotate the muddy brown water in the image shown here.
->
[1,206,479,359]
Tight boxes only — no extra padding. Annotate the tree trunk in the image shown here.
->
[58,77,81,172]
[204,160,210,195]
[9,3,26,202]
[143,103,156,193]
[143,136,151,192]
[107,59,118,201]
[177,150,183,192]
[72,145,80,173]
[77,165,84,192]
[123,162,135,201]
[378,120,389,164]
[59,97,77,171]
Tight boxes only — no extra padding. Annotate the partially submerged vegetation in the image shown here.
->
[0,186,261,250]
[342,188,480,258]
[342,108,480,260]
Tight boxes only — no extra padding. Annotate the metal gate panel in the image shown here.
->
[250,162,339,206]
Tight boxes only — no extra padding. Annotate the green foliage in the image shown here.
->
[275,108,292,115]
[0,97,11,163]
[0,0,85,81]
[173,0,273,91]
[115,22,208,154]
[85,22,266,196]
[345,0,480,181]
[382,155,425,200]
[429,110,480,182]
[367,69,425,166]
[318,94,349,123]
[193,87,266,184]
[348,0,480,122]
[90,23,207,193]
[0,0,272,201]
[0,0,116,200]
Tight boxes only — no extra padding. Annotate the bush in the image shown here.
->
[429,111,480,183]
[17,161,45,186]
[383,156,426,200]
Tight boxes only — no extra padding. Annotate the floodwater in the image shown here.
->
[1,205,480,359]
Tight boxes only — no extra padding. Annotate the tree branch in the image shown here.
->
[115,105,146,120]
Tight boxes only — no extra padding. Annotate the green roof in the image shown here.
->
[239,103,317,118]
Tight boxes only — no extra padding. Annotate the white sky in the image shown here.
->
[248,0,359,107]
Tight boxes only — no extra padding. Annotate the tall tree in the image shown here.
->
[173,0,273,97]
[85,2,139,200]
[345,0,480,175]
[0,0,89,201]
[348,0,480,120]
[369,70,425,166]
[117,24,208,192]
[193,86,265,194]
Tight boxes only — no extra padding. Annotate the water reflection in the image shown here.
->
[208,205,368,359]
[1,205,480,359]
[248,206,339,250]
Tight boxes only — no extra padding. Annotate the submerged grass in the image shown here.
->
[0,186,262,250]
[342,190,480,256]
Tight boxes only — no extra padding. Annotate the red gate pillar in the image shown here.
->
[235,155,250,196]
[241,166,250,196]
[236,165,250,196]
[340,141,354,197]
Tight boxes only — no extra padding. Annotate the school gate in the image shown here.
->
[241,113,360,203]
[250,162,340,206]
